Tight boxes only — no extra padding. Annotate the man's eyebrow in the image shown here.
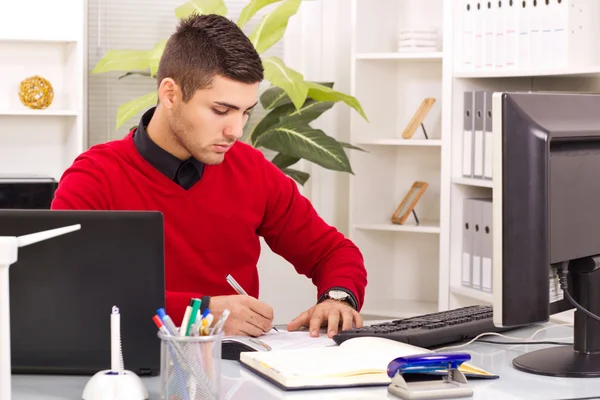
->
[215,101,258,111]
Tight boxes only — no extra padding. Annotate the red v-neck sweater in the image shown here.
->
[51,131,367,324]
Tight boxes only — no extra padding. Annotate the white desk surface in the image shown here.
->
[12,324,599,400]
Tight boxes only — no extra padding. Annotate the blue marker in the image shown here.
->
[157,308,178,335]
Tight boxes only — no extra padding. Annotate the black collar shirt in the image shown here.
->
[133,107,204,190]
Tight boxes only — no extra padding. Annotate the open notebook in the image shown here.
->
[239,336,497,391]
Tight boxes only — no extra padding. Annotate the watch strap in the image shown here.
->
[318,287,358,310]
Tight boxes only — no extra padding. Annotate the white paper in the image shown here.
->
[257,330,337,352]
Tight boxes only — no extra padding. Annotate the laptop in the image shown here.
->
[0,210,165,376]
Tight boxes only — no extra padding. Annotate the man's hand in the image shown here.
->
[287,299,363,338]
[209,295,274,337]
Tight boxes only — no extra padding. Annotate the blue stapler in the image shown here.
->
[386,353,474,400]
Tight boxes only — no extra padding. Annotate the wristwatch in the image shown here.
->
[320,289,356,309]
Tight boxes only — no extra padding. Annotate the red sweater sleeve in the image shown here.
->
[257,158,367,310]
[51,156,110,210]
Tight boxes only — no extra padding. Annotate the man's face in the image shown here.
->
[168,75,260,165]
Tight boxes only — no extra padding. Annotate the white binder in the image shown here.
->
[483,91,493,180]
[462,198,474,287]
[473,91,484,179]
[462,91,474,177]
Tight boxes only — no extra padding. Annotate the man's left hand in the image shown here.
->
[286,299,363,338]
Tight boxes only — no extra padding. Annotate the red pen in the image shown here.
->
[153,315,171,336]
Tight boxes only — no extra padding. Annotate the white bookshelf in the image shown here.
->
[349,0,450,318]
[0,0,86,182]
[446,0,600,326]
[349,1,600,324]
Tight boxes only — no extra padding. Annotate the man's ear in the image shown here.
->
[157,78,180,109]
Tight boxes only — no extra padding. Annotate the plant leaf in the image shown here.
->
[339,141,366,152]
[271,153,300,169]
[306,81,368,121]
[262,56,307,110]
[260,81,334,110]
[248,0,301,54]
[175,0,228,19]
[256,120,352,173]
[118,71,153,80]
[92,50,150,74]
[149,40,167,77]
[281,168,310,185]
[260,86,290,110]
[238,0,282,28]
[116,92,158,130]
[251,100,335,145]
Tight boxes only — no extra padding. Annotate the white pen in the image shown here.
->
[210,309,230,336]
[226,274,248,295]
[225,274,278,332]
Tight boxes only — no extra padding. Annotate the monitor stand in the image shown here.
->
[513,257,600,377]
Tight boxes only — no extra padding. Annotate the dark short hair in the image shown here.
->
[156,13,264,102]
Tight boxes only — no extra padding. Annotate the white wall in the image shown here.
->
[257,0,355,324]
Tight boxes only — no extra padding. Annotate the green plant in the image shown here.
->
[91,0,368,185]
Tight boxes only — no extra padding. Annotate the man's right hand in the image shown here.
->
[209,295,274,337]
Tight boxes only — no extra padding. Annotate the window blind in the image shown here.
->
[87,0,285,147]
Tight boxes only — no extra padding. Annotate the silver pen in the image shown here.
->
[226,274,279,332]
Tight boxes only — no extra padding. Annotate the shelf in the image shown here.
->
[0,109,78,116]
[354,221,441,234]
[356,52,443,61]
[452,177,493,188]
[455,65,600,79]
[450,286,493,304]
[361,299,439,319]
[355,138,442,147]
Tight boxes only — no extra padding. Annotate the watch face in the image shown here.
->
[329,290,348,300]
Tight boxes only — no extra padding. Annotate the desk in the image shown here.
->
[12,324,599,400]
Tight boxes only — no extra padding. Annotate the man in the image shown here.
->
[51,14,367,339]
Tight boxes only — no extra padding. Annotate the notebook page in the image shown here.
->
[257,330,337,351]
[246,338,424,378]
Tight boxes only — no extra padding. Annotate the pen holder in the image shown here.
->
[158,332,222,400]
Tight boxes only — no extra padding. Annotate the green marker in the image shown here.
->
[185,298,201,336]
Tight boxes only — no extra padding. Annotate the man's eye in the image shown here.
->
[213,108,228,116]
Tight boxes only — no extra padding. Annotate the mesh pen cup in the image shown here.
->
[158,332,222,400]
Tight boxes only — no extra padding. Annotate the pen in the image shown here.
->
[185,298,202,336]
[226,274,248,295]
[157,308,178,335]
[179,299,194,336]
[210,309,230,336]
[152,315,171,336]
[226,274,278,332]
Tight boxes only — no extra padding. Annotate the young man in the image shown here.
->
[51,14,367,339]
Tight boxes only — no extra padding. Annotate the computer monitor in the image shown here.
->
[1,210,165,376]
[492,91,600,377]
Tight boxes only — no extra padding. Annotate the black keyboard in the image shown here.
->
[333,305,515,349]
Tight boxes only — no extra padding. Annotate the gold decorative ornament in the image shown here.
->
[18,75,54,110]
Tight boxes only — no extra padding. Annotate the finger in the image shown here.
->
[353,311,364,328]
[327,310,340,338]
[246,297,274,321]
[341,309,354,331]
[246,309,273,333]
[239,321,264,337]
[309,309,326,337]
[287,311,309,331]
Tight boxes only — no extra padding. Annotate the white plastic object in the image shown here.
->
[82,306,148,400]
[388,367,473,399]
[82,370,148,400]
[0,224,81,400]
